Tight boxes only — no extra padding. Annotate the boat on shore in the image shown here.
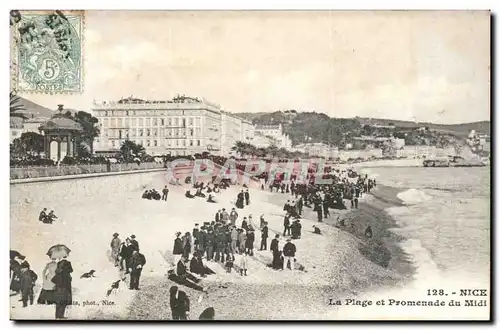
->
[423,156,487,167]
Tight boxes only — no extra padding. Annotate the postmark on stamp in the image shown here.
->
[11,10,84,94]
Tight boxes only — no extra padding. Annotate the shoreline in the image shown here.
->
[92,184,416,320]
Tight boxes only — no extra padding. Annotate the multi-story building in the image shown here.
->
[395,145,456,158]
[294,142,333,158]
[241,119,255,144]
[92,96,222,156]
[10,117,51,143]
[254,124,292,150]
[221,111,243,156]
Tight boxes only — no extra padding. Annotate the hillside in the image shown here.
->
[356,117,490,137]
[234,111,490,145]
[15,96,55,119]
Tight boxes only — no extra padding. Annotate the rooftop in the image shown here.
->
[39,117,83,132]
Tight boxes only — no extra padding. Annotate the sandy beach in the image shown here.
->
[10,165,415,320]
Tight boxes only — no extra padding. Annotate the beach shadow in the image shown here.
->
[357,240,392,268]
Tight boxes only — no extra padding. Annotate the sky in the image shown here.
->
[20,10,490,124]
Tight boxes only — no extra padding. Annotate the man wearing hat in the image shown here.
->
[130,235,139,252]
[110,233,121,267]
[173,232,184,272]
[230,225,238,254]
[129,249,146,290]
[169,285,190,320]
[192,224,200,251]
[205,229,215,261]
[260,222,269,251]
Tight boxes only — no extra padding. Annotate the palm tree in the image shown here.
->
[10,92,27,119]
[120,140,145,162]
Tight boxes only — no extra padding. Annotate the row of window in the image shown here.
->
[103,127,202,138]
[107,139,202,148]
[102,117,202,128]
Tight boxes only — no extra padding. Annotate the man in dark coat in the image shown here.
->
[170,286,190,320]
[173,232,184,272]
[282,239,297,271]
[173,257,204,291]
[323,199,330,218]
[119,239,134,274]
[236,190,245,209]
[215,210,221,223]
[260,222,269,250]
[192,224,200,251]
[128,250,146,290]
[316,203,323,222]
[214,232,224,263]
[189,252,205,277]
[283,213,291,236]
[198,227,207,255]
[205,230,215,261]
[162,185,169,201]
[291,220,298,239]
[244,189,250,205]
[246,229,255,256]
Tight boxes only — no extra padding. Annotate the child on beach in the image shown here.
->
[19,263,38,307]
[225,254,235,273]
[239,252,248,276]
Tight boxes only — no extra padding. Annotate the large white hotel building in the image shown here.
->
[92,96,256,157]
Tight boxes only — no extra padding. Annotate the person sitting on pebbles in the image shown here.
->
[206,194,217,203]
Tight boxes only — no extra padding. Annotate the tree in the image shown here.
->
[72,111,100,154]
[11,132,44,156]
[120,140,145,162]
[10,92,27,119]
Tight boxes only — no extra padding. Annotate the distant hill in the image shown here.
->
[231,111,490,147]
[355,117,490,137]
[15,97,55,119]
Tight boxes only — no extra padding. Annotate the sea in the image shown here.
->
[340,166,491,320]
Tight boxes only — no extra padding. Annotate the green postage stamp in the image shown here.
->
[11,10,84,94]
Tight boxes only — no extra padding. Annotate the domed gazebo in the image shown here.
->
[39,105,83,161]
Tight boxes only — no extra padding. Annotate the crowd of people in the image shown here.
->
[109,233,147,291]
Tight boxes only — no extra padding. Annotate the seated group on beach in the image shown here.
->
[38,208,58,224]
[184,180,225,204]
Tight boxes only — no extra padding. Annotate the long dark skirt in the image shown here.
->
[235,198,244,209]
[37,289,56,305]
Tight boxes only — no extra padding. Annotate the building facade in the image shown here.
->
[254,124,292,150]
[93,96,256,157]
[241,119,255,144]
[93,97,223,156]
[294,142,333,158]
[10,117,50,143]
[220,111,243,156]
[396,146,457,158]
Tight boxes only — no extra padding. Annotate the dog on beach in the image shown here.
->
[365,226,373,238]
[80,270,96,279]
[106,279,122,297]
